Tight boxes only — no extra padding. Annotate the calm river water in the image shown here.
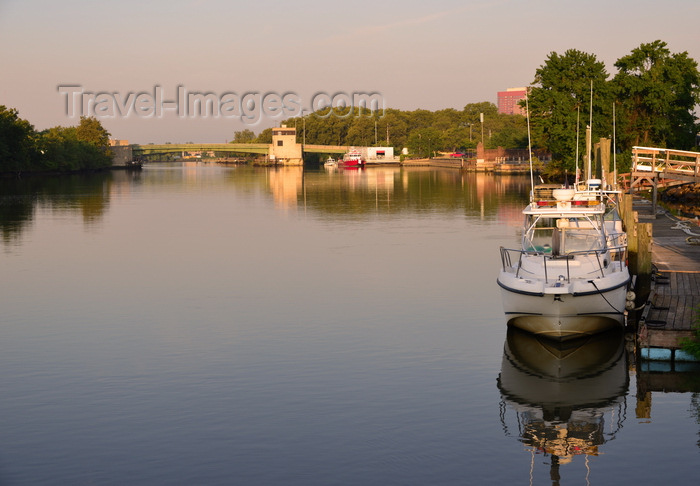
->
[1,163,698,485]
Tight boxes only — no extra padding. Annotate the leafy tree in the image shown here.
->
[76,116,110,149]
[461,102,506,149]
[346,115,376,146]
[462,102,498,122]
[232,129,256,143]
[613,40,700,150]
[380,109,409,148]
[0,105,37,172]
[527,49,612,171]
[39,126,111,170]
[255,128,273,143]
[74,116,112,167]
[406,127,443,157]
[489,115,528,149]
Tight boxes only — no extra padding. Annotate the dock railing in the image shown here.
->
[631,146,700,183]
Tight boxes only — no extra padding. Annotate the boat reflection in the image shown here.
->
[497,328,629,482]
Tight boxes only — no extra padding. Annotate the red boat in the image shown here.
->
[339,150,365,167]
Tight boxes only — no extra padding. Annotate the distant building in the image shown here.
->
[361,146,396,162]
[497,87,527,115]
[269,125,302,165]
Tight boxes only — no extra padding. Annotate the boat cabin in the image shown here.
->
[522,213,606,256]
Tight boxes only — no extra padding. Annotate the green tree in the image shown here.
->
[75,116,112,166]
[613,40,700,150]
[462,102,502,149]
[380,109,409,149]
[232,129,256,143]
[489,115,528,149]
[0,105,37,172]
[39,126,110,170]
[527,49,612,171]
[254,128,273,144]
[406,127,443,157]
[346,116,376,146]
[76,116,110,149]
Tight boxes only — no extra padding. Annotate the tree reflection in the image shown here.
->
[0,172,124,244]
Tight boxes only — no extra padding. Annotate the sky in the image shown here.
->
[1,0,699,144]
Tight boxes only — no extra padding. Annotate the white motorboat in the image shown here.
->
[497,183,631,340]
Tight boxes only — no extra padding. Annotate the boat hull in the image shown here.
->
[497,274,629,341]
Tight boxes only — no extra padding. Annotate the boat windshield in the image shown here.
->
[522,214,606,255]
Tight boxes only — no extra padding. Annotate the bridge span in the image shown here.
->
[130,126,354,166]
[133,143,269,156]
[123,126,394,166]
[627,146,700,214]
[132,143,352,157]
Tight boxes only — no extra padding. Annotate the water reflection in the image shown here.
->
[0,165,532,247]
[0,172,134,244]
[297,167,531,218]
[497,328,629,484]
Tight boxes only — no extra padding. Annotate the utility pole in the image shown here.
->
[480,113,484,146]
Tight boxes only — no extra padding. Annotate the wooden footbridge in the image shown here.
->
[626,146,700,213]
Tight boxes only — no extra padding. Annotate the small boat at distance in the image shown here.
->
[497,182,631,340]
[339,149,365,167]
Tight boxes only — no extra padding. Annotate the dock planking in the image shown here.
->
[635,198,700,352]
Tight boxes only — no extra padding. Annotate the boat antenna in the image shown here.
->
[612,101,617,190]
[575,105,580,186]
[587,79,593,182]
[526,88,535,202]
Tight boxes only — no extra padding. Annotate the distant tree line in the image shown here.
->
[0,106,112,174]
[237,103,528,158]
[235,39,699,173]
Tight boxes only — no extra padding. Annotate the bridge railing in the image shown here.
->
[632,146,700,180]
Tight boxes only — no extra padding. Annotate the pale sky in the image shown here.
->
[1,0,698,144]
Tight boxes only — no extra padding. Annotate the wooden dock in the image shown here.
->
[634,198,700,359]
[401,157,531,172]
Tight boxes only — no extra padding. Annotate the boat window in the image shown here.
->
[523,215,605,254]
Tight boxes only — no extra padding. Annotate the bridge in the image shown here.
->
[129,126,357,166]
[133,143,269,156]
[630,146,700,185]
[627,146,700,213]
[132,143,353,156]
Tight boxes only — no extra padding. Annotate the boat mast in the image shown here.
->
[587,80,593,182]
[612,101,617,190]
[575,105,580,186]
[526,88,535,202]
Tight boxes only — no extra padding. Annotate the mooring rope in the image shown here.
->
[658,208,700,243]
